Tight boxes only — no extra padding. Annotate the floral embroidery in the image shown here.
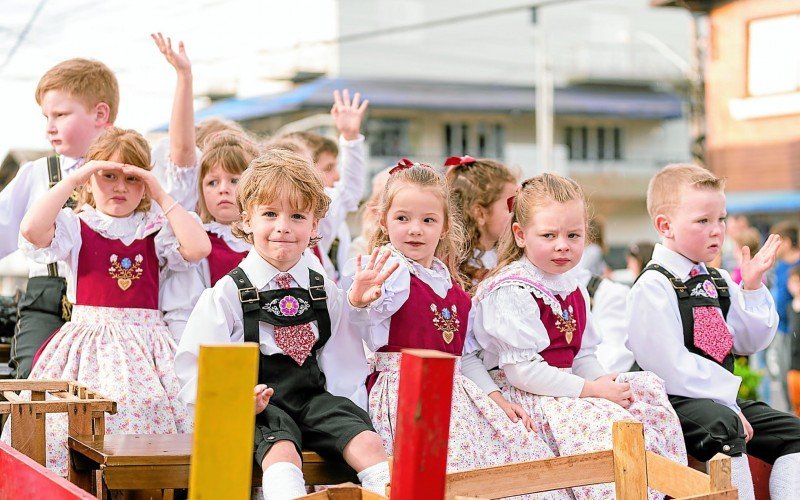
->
[108,254,144,291]
[556,305,577,344]
[431,303,460,344]
[703,280,719,298]
[264,295,310,317]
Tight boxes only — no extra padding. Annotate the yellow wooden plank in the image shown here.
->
[189,343,259,500]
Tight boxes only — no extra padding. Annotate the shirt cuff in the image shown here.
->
[339,134,365,147]
[740,283,769,308]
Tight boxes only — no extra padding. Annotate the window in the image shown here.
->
[367,119,409,158]
[748,14,800,96]
[444,121,504,158]
[564,125,623,161]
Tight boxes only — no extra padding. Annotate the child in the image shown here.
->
[473,173,686,499]
[730,227,762,285]
[626,163,800,499]
[787,266,800,416]
[7,128,209,475]
[349,161,568,488]
[0,58,118,379]
[175,150,393,499]
[445,155,518,290]
[347,167,392,262]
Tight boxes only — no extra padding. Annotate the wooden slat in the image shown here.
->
[646,451,710,498]
[0,399,115,415]
[103,465,191,490]
[707,454,732,492]
[612,421,648,500]
[2,390,23,402]
[0,441,95,499]
[189,344,259,499]
[678,490,738,500]
[0,380,71,391]
[68,434,193,466]
[446,451,614,498]
[10,403,46,466]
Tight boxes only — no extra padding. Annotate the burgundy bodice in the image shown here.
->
[207,232,248,286]
[380,275,471,355]
[75,220,159,309]
[533,288,587,368]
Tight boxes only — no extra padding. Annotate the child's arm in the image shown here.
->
[0,159,53,258]
[254,384,274,414]
[152,33,196,169]
[120,165,211,262]
[19,161,119,248]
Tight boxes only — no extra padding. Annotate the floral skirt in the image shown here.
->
[368,352,571,499]
[1,305,192,476]
[493,370,687,500]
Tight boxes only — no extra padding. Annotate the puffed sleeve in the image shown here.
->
[150,137,201,211]
[156,211,205,271]
[344,253,411,351]
[174,277,243,409]
[160,266,207,343]
[720,269,778,355]
[18,208,81,264]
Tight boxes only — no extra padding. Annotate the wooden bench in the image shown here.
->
[68,433,359,499]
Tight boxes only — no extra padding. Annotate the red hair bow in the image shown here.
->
[444,155,476,167]
[506,195,516,213]
[390,158,428,175]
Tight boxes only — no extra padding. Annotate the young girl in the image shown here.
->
[472,173,686,499]
[10,128,209,475]
[445,155,518,290]
[349,160,568,492]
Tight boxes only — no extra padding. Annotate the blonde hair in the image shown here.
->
[446,158,516,287]
[281,131,338,163]
[197,132,260,223]
[81,128,152,212]
[369,164,467,287]
[358,167,393,245]
[232,149,330,245]
[195,118,247,150]
[734,227,762,257]
[35,58,119,123]
[647,163,725,220]
[492,173,587,276]
[262,136,313,162]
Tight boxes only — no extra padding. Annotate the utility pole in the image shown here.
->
[532,7,554,174]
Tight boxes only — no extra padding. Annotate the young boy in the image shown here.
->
[0,58,117,379]
[626,163,800,499]
[175,150,395,499]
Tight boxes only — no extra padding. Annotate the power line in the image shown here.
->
[0,0,48,73]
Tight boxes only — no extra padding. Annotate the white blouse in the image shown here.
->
[471,257,607,397]
[626,244,778,413]
[18,205,195,304]
[174,250,369,410]
[150,137,202,212]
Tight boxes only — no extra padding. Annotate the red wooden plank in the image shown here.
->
[390,349,456,500]
[0,441,94,499]
[748,454,772,500]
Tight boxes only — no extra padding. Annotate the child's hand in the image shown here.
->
[489,391,534,431]
[151,33,192,75]
[582,377,632,409]
[740,233,781,291]
[70,160,126,188]
[255,384,274,414]
[348,248,400,308]
[738,411,754,442]
[119,165,168,206]
[331,89,368,141]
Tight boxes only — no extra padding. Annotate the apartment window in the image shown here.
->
[564,125,623,161]
[748,14,800,96]
[444,121,504,158]
[367,118,409,158]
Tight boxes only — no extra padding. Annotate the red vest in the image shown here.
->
[533,288,587,368]
[207,232,248,286]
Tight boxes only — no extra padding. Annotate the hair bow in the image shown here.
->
[444,155,476,168]
[506,195,516,213]
[389,158,430,175]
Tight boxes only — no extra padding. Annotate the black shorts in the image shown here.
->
[10,276,67,379]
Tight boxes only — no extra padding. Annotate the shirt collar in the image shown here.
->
[651,243,705,281]
[61,155,82,173]
[239,250,311,290]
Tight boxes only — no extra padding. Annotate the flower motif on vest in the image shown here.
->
[108,254,144,291]
[555,305,577,344]
[264,295,311,317]
[431,303,460,344]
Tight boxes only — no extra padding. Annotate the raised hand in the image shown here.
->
[151,33,191,74]
[70,160,126,188]
[348,248,400,308]
[255,384,274,414]
[119,165,168,206]
[740,233,781,290]
[331,89,368,141]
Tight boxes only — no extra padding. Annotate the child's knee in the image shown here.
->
[262,440,301,469]
[348,431,386,455]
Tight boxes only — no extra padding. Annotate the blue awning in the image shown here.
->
[726,190,800,214]
[154,77,683,131]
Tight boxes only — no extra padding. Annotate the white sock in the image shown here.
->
[262,462,307,500]
[730,455,755,500]
[770,452,800,500]
[357,461,390,495]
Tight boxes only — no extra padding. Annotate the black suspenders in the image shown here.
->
[46,156,61,278]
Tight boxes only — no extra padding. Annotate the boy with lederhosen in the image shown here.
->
[176,149,396,500]
[627,163,800,499]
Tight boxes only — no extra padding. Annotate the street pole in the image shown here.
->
[533,7,554,174]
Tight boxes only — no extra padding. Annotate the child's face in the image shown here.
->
[478,182,518,250]
[788,273,800,298]
[202,163,241,224]
[244,197,319,272]
[316,152,339,188]
[384,186,446,268]
[512,199,585,275]
[41,90,105,159]
[87,166,145,218]
[657,186,726,264]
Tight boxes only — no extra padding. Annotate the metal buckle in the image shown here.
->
[309,284,327,301]
[669,277,687,292]
[238,287,259,303]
